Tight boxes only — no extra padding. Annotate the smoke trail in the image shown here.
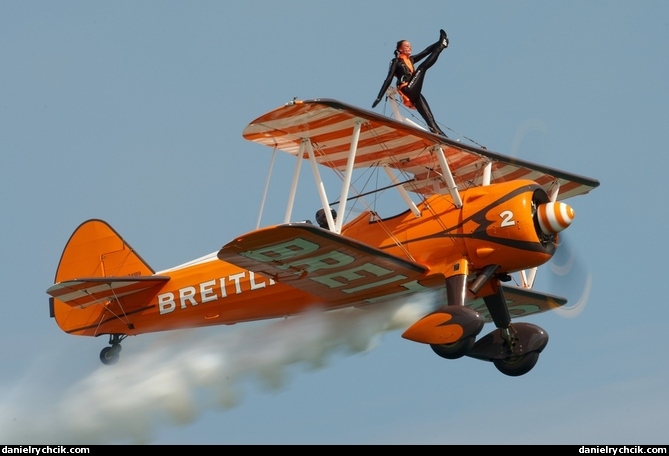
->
[0,294,437,444]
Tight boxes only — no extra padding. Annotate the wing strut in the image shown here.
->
[298,120,367,233]
[433,145,463,208]
[280,122,371,233]
[305,139,337,232]
[482,161,492,186]
[385,87,462,208]
[258,146,278,229]
[335,120,362,233]
[284,140,305,224]
[547,181,560,202]
[383,166,421,217]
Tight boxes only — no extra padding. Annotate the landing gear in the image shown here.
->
[100,334,126,365]
[431,335,476,359]
[493,351,540,377]
[414,268,549,376]
[431,275,481,359]
[100,345,121,365]
[465,284,549,376]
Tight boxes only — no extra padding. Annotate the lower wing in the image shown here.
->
[217,223,440,306]
[471,285,567,322]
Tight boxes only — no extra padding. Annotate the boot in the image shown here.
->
[430,125,448,138]
[427,117,448,137]
[439,29,449,49]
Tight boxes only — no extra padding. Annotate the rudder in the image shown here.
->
[54,219,155,283]
[49,219,156,336]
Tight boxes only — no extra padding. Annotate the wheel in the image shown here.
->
[493,351,540,377]
[100,345,121,365]
[430,335,476,360]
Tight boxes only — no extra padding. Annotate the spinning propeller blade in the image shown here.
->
[545,235,592,318]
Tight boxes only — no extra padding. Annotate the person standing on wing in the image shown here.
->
[372,29,449,137]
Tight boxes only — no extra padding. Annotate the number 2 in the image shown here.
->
[500,210,516,227]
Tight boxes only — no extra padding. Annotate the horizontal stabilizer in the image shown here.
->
[218,223,433,306]
[470,285,567,323]
[47,276,170,309]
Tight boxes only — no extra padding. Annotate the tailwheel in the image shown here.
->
[100,345,121,365]
[100,334,126,365]
[493,351,540,377]
[430,335,476,360]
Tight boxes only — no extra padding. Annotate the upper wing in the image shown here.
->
[218,223,441,306]
[242,98,600,201]
[47,276,170,309]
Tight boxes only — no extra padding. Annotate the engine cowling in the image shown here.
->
[460,181,573,275]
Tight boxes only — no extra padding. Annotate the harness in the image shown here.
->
[397,55,416,109]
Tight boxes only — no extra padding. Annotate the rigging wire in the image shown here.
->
[381,93,488,149]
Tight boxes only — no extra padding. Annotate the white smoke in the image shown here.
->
[0,294,437,444]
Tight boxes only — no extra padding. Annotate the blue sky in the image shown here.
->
[1,1,668,445]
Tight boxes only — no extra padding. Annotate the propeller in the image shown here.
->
[542,234,592,318]
[516,198,590,318]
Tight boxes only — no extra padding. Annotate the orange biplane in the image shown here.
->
[47,95,599,376]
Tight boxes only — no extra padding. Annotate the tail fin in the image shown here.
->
[48,219,166,336]
[54,219,155,282]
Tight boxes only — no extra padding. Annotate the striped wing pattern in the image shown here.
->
[242,99,599,201]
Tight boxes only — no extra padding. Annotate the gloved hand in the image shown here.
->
[372,98,381,108]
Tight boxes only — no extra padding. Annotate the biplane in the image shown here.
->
[47,93,599,376]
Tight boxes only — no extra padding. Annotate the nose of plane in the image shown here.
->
[537,201,575,235]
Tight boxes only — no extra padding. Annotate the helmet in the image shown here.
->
[315,208,337,229]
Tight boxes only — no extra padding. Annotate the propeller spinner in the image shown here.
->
[537,201,574,235]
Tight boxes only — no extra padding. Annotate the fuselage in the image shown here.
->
[53,179,557,338]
